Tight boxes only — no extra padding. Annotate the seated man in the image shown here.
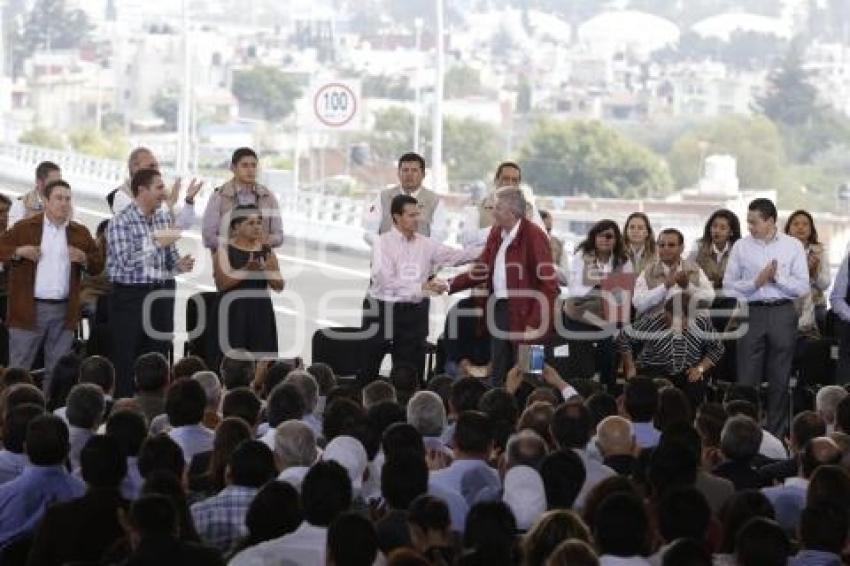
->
[632,229,714,317]
[0,414,85,549]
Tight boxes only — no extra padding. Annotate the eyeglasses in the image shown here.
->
[597,233,616,240]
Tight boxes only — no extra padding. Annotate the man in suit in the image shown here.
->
[447,187,558,386]
[0,180,102,388]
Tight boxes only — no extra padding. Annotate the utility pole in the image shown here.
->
[431,0,445,193]
[413,17,423,154]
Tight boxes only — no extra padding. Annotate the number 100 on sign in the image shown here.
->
[313,83,359,129]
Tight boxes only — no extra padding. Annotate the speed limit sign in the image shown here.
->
[311,81,361,130]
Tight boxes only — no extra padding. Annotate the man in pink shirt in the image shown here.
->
[359,194,478,384]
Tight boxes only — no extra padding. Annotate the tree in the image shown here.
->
[18,127,64,149]
[12,0,92,75]
[151,88,180,131]
[444,66,482,99]
[69,127,129,160]
[665,115,787,190]
[756,44,819,128]
[232,66,301,122]
[362,75,414,100]
[443,118,502,183]
[519,120,674,197]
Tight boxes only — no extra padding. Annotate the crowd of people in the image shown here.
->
[0,147,848,565]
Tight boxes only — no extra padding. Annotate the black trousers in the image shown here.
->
[110,281,175,398]
[359,297,429,384]
[490,299,516,387]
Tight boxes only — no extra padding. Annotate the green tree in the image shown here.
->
[444,66,482,99]
[666,115,787,190]
[756,44,819,128]
[443,118,502,183]
[69,127,129,160]
[151,88,180,131]
[232,66,301,122]
[519,120,674,197]
[12,0,92,75]
[362,75,414,100]
[18,127,64,149]
[366,107,415,163]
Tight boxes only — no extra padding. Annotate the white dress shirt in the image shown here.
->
[632,260,714,315]
[168,424,214,463]
[493,220,522,299]
[368,227,478,303]
[34,218,71,300]
[230,522,328,566]
[723,231,810,302]
[362,187,448,246]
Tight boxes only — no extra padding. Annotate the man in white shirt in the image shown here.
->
[7,161,62,227]
[230,460,352,566]
[110,147,200,229]
[360,193,477,383]
[0,181,102,386]
[362,152,448,246]
[633,228,714,316]
[274,420,318,492]
[165,379,214,463]
[723,198,809,436]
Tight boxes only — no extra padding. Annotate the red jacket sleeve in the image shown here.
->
[449,226,498,293]
[525,223,559,331]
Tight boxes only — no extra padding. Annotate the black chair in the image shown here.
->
[184,291,219,369]
[312,326,376,378]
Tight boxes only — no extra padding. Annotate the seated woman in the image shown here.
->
[213,204,285,359]
[623,212,657,276]
[619,292,723,406]
[563,219,633,391]
[784,210,830,337]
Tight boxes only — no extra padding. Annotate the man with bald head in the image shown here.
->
[595,416,637,476]
[762,437,842,534]
[109,148,200,229]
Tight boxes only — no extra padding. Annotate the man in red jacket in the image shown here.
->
[447,187,559,386]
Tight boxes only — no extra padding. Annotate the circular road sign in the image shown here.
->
[313,82,358,128]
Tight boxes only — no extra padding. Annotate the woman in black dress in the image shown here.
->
[213,204,284,358]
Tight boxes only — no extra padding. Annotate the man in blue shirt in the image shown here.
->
[829,251,850,384]
[723,198,809,435]
[0,414,85,550]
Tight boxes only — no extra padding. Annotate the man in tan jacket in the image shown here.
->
[0,180,103,389]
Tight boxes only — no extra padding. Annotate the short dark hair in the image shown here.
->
[229,440,277,488]
[79,356,115,394]
[735,517,790,566]
[453,411,493,455]
[381,422,424,462]
[662,539,712,566]
[718,490,775,553]
[800,438,842,478]
[791,410,826,449]
[35,161,60,181]
[593,491,650,557]
[301,460,352,527]
[130,168,160,197]
[834,395,850,433]
[551,402,592,449]
[408,494,451,532]
[381,451,428,510]
[398,152,425,171]
[463,501,517,560]
[3,403,44,453]
[748,198,778,222]
[328,512,379,566]
[106,409,148,457]
[657,487,710,543]
[164,379,206,427]
[230,204,262,231]
[540,449,586,509]
[450,378,488,415]
[4,383,45,411]
[66,383,106,429]
[625,377,658,422]
[134,352,170,392]
[244,481,302,546]
[307,363,336,395]
[44,179,71,200]
[585,392,618,429]
[129,494,177,537]
[266,383,306,427]
[231,147,258,167]
[494,161,521,183]
[220,353,255,390]
[138,433,185,479]
[390,194,418,221]
[658,228,684,246]
[81,434,128,488]
[262,360,299,399]
[799,504,848,553]
[26,414,69,466]
[222,387,262,427]
[725,399,758,420]
[322,398,368,444]
[721,415,762,462]
[172,355,206,381]
[649,441,698,496]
